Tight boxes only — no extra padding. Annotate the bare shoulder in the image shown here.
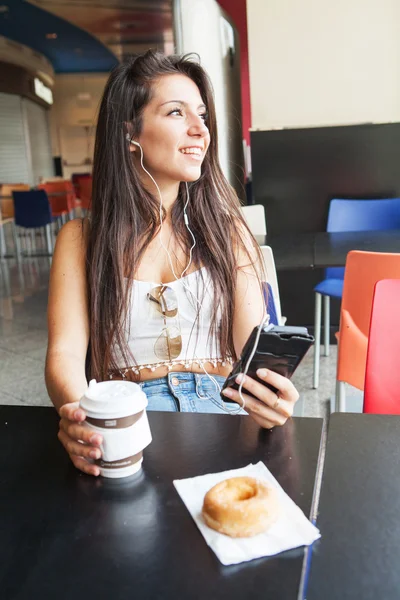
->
[55,218,89,253]
[48,219,89,322]
[50,218,90,285]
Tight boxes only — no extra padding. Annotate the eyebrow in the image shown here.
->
[159,100,207,110]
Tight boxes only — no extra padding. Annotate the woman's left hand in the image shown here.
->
[221,368,299,429]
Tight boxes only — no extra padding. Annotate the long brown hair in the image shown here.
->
[86,50,263,381]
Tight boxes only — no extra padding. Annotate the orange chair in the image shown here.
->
[363,279,400,414]
[38,180,78,221]
[76,176,92,212]
[1,183,30,218]
[336,251,400,411]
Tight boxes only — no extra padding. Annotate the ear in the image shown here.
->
[124,121,137,152]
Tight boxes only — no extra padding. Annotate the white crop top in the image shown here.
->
[113,267,232,376]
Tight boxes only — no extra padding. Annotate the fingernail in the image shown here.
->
[74,410,84,421]
[235,374,245,384]
[222,388,233,397]
[90,449,100,459]
[90,434,102,445]
[257,369,268,378]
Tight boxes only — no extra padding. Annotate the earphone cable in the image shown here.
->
[133,139,267,415]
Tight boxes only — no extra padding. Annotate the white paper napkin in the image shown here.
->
[173,461,320,565]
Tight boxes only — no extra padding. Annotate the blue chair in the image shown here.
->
[313,197,400,388]
[263,282,279,326]
[260,246,285,325]
[12,190,54,260]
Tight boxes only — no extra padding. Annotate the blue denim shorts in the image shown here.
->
[139,372,247,415]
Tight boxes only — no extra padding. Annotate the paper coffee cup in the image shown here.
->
[80,379,152,478]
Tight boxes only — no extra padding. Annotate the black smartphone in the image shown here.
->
[221,325,314,398]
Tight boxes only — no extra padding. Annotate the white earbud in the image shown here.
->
[126,133,141,148]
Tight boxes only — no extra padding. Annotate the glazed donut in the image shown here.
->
[202,476,280,538]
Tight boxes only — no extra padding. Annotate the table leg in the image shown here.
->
[313,293,322,388]
[335,380,346,412]
[323,295,330,356]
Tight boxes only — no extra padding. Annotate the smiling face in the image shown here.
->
[132,74,210,188]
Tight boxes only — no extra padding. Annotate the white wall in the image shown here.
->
[247,0,400,130]
[175,0,228,174]
[49,74,108,177]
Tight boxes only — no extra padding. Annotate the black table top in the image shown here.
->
[258,232,315,270]
[314,229,400,268]
[0,406,323,600]
[259,229,400,270]
[307,413,400,600]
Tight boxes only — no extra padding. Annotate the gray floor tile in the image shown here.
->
[7,303,48,330]
[9,374,52,406]
[24,346,47,363]
[0,316,40,337]
[0,348,47,400]
[0,328,47,358]
[0,390,26,406]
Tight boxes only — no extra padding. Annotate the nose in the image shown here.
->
[188,114,209,139]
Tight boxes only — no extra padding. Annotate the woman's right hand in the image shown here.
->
[58,402,103,476]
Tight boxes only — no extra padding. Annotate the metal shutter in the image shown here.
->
[23,98,54,185]
[0,93,30,184]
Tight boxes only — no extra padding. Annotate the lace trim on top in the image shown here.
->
[110,357,233,378]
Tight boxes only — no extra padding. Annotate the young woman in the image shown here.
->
[45,51,299,476]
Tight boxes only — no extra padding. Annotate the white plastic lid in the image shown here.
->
[80,379,148,419]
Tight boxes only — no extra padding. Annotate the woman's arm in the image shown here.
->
[231,256,265,359]
[223,237,299,428]
[46,218,89,410]
[45,219,102,475]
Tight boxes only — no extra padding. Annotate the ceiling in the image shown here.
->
[0,0,174,73]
